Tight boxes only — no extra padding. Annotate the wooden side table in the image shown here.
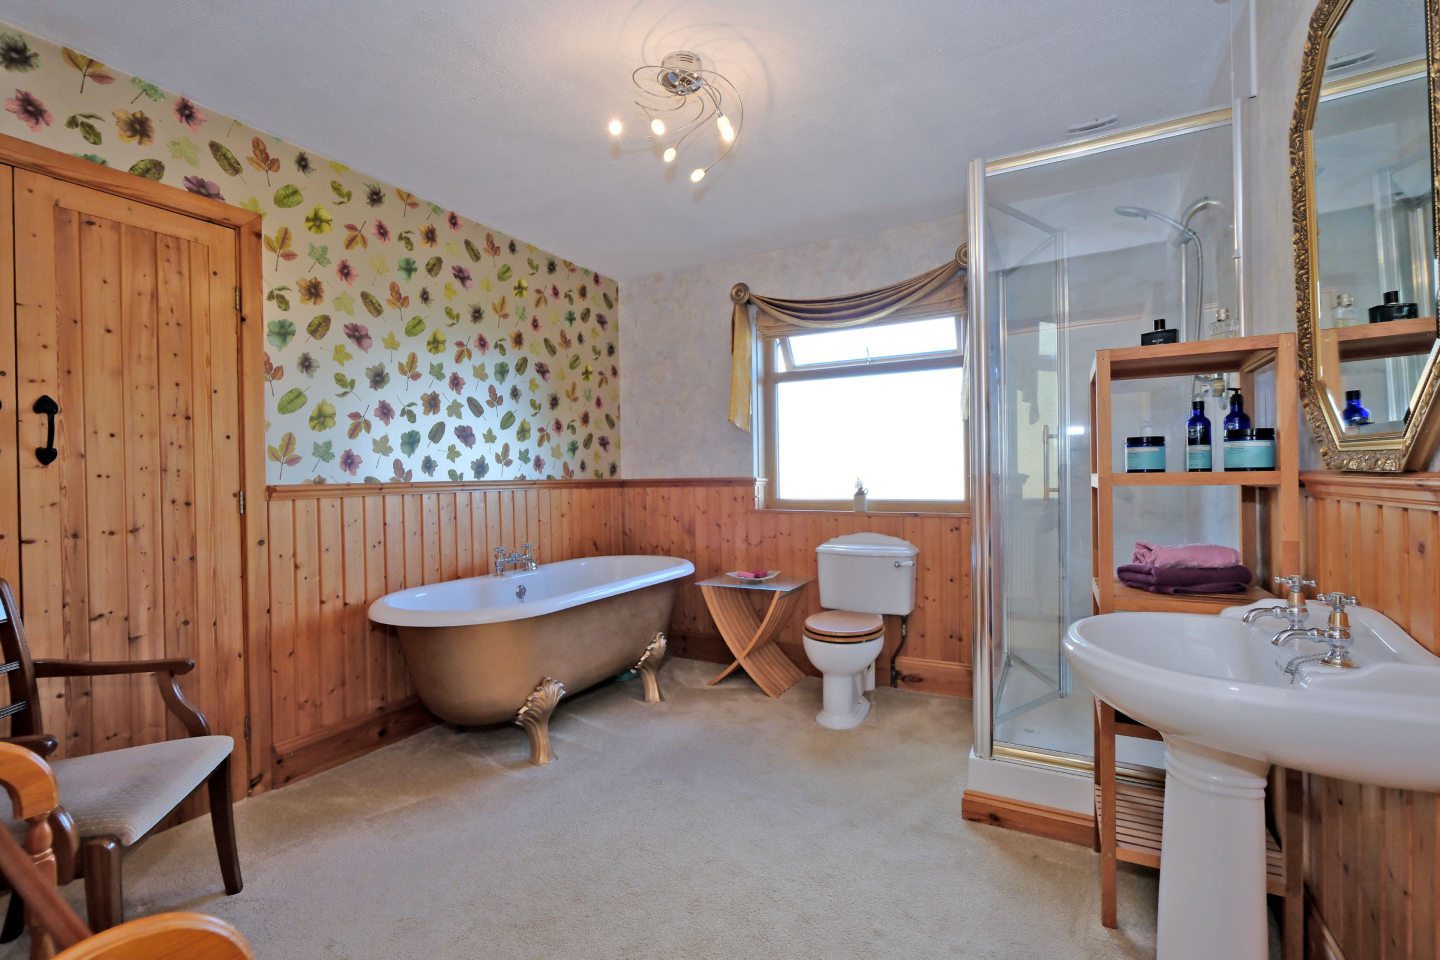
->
[697,574,810,698]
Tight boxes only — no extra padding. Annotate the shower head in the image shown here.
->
[1113,205,1198,245]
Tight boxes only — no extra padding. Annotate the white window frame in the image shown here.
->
[757,311,966,512]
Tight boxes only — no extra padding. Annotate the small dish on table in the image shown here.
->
[727,569,780,582]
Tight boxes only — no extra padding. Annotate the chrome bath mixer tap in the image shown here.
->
[494,543,538,576]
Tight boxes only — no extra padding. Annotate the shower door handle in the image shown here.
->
[1041,425,1062,501]
[33,395,58,466]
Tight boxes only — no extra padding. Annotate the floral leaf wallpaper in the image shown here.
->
[0,25,620,485]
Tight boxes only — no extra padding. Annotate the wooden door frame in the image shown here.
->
[0,131,272,795]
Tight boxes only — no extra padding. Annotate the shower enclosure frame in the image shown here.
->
[985,199,1074,726]
[968,105,1246,769]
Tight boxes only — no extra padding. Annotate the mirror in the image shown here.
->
[1293,0,1440,470]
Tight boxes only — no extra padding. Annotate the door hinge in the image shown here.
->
[238,490,246,515]
[234,286,241,311]
[244,715,251,741]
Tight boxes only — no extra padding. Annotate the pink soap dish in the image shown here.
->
[727,569,780,582]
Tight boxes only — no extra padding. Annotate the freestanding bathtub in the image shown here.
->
[368,555,694,763]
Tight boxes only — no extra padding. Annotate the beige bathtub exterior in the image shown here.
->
[396,580,679,726]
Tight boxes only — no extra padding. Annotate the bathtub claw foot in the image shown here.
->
[515,677,566,765]
[634,633,668,703]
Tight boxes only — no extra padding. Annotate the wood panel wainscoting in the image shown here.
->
[618,478,972,697]
[1301,471,1440,960]
[259,480,624,788]
[259,476,973,788]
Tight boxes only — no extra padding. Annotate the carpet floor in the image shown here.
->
[8,658,1165,959]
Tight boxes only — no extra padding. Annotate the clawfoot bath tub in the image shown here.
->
[369,555,694,764]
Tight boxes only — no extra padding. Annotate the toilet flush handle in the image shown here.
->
[893,559,915,568]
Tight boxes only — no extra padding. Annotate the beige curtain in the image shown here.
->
[727,243,968,431]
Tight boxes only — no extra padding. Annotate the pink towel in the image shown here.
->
[1131,541,1242,569]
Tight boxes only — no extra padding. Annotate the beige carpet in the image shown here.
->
[7,659,1164,959]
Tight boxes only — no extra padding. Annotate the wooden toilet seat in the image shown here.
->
[803,610,884,643]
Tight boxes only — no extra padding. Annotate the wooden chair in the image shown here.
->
[0,579,241,933]
[0,741,251,960]
[1093,697,1302,958]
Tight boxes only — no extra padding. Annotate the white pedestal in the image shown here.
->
[1157,738,1271,960]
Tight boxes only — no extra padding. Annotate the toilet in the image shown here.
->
[802,533,918,730]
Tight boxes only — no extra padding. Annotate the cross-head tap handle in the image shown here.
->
[495,546,507,557]
[1273,574,1316,594]
[1318,592,1358,633]
[1318,592,1357,611]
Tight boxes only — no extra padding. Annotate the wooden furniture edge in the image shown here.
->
[961,790,1094,846]
[270,699,434,786]
[0,131,262,229]
[1304,888,1348,960]
[1301,470,1440,507]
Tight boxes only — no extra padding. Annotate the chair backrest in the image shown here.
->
[0,580,44,740]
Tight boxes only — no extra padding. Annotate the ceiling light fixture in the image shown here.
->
[607,50,744,183]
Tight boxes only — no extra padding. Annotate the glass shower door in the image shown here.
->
[986,201,1073,729]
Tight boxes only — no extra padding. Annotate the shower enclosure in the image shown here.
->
[967,110,1243,799]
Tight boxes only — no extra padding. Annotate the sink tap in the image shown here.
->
[1283,592,1359,680]
[1243,574,1316,631]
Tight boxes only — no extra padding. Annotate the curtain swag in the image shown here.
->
[727,243,968,431]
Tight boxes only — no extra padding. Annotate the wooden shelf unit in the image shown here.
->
[1088,334,1304,953]
[1094,470,1283,488]
[1092,577,1276,615]
[1092,778,1286,894]
[1089,332,1302,616]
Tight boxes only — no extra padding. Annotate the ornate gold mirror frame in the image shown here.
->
[1291,0,1440,470]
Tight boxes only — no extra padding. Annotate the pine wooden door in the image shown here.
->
[11,168,248,793]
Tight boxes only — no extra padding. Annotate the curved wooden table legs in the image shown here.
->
[700,582,806,699]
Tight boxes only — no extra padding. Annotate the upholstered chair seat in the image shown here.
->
[7,737,234,848]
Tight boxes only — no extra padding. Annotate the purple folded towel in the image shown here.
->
[1132,541,1243,569]
[1117,562,1253,595]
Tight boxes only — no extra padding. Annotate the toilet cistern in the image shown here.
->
[802,533,918,730]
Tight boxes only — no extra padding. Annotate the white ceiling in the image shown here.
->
[0,0,1239,280]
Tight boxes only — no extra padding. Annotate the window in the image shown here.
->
[761,314,965,509]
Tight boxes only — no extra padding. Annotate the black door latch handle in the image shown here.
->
[33,395,58,465]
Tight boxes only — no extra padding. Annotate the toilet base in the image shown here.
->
[815,671,872,730]
[816,695,871,730]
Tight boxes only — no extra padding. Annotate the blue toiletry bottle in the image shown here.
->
[1186,400,1212,472]
[1223,387,1251,432]
[1342,389,1371,426]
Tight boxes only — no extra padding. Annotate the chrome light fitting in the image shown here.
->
[606,51,743,184]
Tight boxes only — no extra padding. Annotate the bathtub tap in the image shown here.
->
[493,543,538,576]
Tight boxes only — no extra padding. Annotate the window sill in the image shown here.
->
[759,503,969,518]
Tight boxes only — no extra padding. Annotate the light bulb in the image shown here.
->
[607,118,623,137]
[650,117,667,136]
[689,168,706,183]
[662,146,677,163]
[717,113,735,143]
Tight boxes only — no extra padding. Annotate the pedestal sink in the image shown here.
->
[1063,602,1440,960]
